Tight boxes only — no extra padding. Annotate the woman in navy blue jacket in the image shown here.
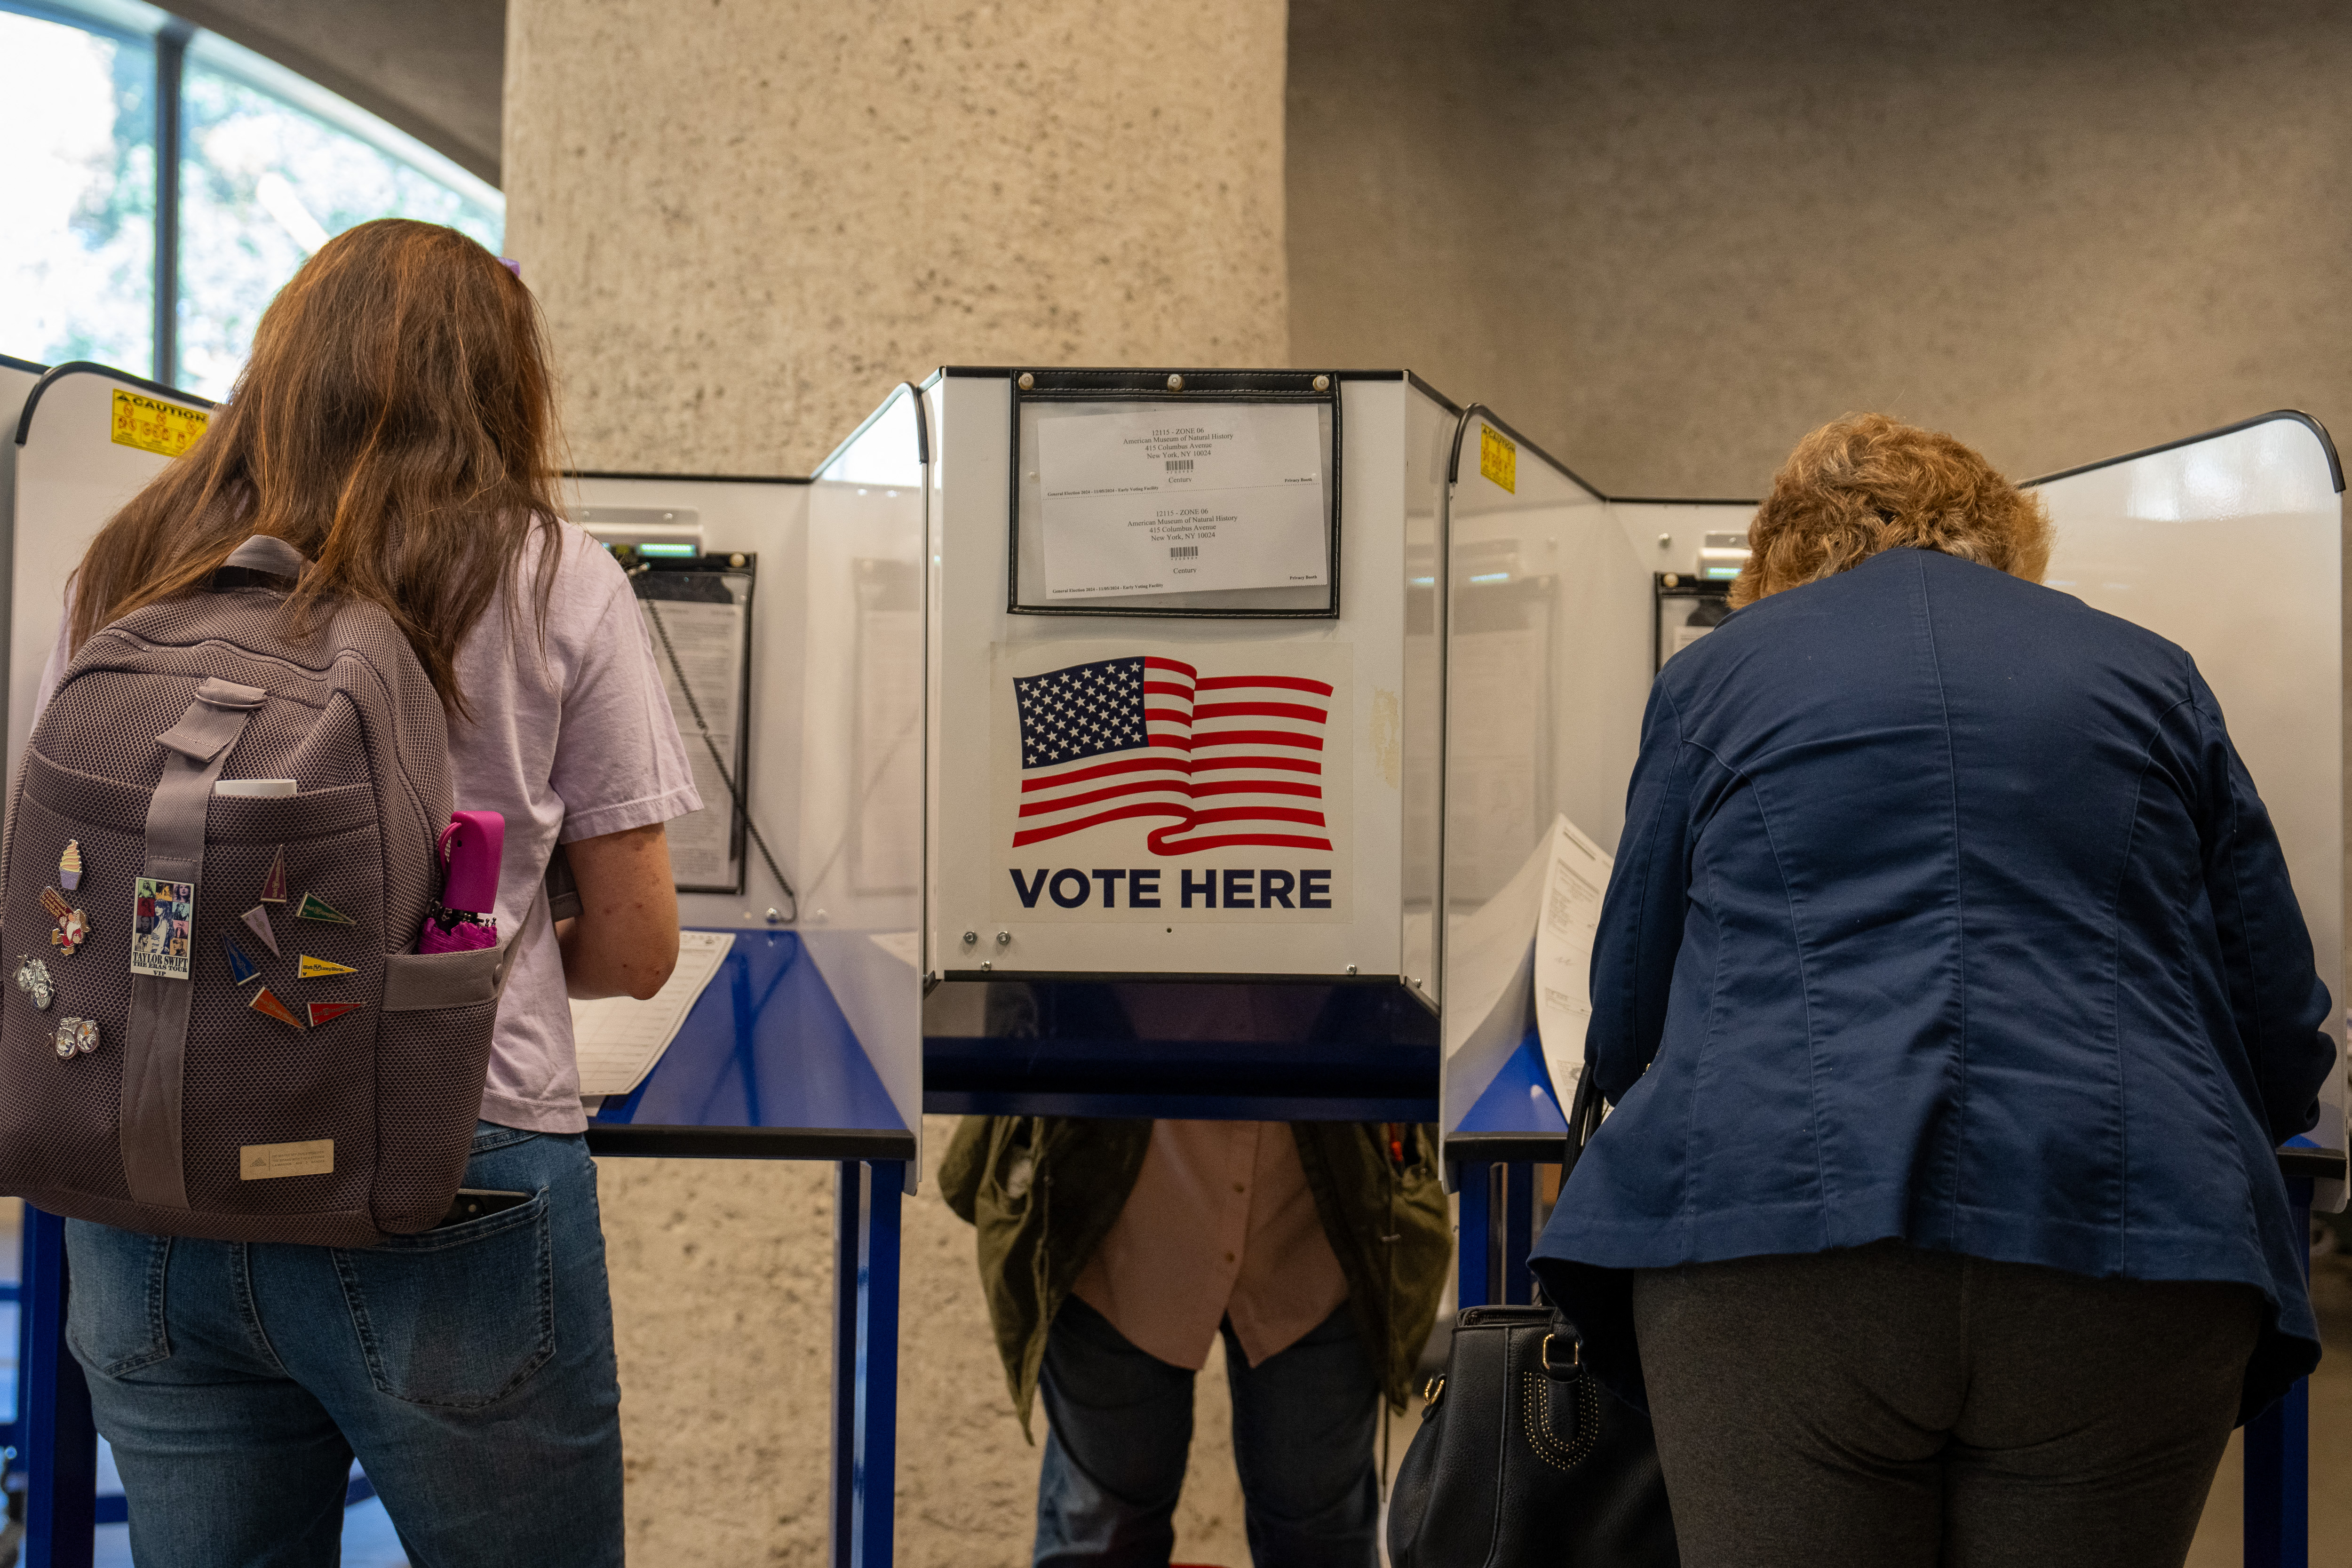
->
[1531,414,2336,1568]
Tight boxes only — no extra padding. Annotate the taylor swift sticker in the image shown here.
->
[131,877,195,980]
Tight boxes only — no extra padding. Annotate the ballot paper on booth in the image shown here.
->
[1037,406,1327,600]
[1439,828,1549,1130]
[1440,813,1615,1131]
[572,930,735,1098]
[1533,815,1612,1108]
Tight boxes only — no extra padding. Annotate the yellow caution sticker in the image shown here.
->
[110,388,208,459]
[1479,423,1516,494]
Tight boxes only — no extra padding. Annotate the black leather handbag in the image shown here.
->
[1386,1072,1679,1567]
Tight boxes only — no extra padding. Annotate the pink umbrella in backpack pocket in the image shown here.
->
[418,811,504,955]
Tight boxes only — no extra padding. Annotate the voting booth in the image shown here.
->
[6,354,2342,1562]
[7,359,221,1563]
[565,424,926,1568]
[0,353,42,641]
[908,368,1452,1122]
[1428,408,2345,1567]
[564,458,925,1169]
[1440,412,2350,1296]
[6,363,216,787]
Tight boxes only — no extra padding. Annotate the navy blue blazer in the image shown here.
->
[1531,548,2335,1420]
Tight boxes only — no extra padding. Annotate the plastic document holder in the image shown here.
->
[1008,368,1342,620]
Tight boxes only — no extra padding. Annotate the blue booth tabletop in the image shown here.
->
[586,929,916,1161]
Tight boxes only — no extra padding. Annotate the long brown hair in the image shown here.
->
[69,218,562,719]
[1732,413,2052,608]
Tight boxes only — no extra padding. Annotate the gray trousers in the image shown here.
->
[1630,1242,2261,1568]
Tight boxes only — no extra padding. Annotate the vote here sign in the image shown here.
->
[989,640,1353,922]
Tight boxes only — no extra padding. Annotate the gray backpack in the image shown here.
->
[0,535,523,1244]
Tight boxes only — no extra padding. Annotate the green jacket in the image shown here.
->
[940,1115,1452,1437]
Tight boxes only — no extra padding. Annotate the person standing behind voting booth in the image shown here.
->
[21,220,699,1567]
[1531,414,2338,1568]
[942,986,1452,1568]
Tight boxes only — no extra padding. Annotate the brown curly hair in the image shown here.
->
[1730,414,2053,608]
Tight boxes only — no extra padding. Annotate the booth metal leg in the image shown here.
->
[831,1161,902,1568]
[1455,1162,1493,1310]
[10,1214,33,1466]
[1457,1163,1542,1312]
[23,1207,95,1568]
[2244,1178,2313,1568]
[1503,1162,1535,1305]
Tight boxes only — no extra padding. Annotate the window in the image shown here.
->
[0,0,502,398]
[0,8,156,372]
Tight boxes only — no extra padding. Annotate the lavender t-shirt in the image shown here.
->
[38,521,702,1134]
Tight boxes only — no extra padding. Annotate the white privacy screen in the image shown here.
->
[8,366,211,787]
[567,474,811,912]
[1440,414,1653,1138]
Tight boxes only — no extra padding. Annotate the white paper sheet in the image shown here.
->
[1037,406,1326,599]
[640,594,747,888]
[1533,814,1613,1110]
[1442,827,1553,1063]
[571,930,735,1098]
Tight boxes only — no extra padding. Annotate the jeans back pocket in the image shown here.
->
[332,1189,554,1409]
[63,1220,173,1377]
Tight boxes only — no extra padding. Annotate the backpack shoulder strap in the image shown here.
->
[211,535,310,590]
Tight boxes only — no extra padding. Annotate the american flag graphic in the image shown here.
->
[1012,656,1335,855]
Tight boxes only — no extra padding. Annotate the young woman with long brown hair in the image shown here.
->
[41,218,694,1565]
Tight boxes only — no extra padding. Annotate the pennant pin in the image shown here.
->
[241,905,281,957]
[39,888,70,923]
[54,1017,96,1059]
[49,908,89,956]
[223,936,262,986]
[58,841,83,892]
[306,1001,362,1027]
[14,956,52,1011]
[248,987,302,1029]
[295,892,355,926]
[299,955,357,979]
[260,847,287,905]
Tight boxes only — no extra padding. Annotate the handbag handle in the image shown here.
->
[1560,1054,1604,1177]
[1539,1063,1606,1324]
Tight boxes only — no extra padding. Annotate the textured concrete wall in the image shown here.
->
[507,0,1287,479]
[503,3,1286,1561]
[1287,0,2352,498]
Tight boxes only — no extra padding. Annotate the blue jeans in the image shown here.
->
[64,1123,623,1568]
[1034,1295,1378,1568]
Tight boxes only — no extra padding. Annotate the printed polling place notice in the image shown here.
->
[1037,406,1326,600]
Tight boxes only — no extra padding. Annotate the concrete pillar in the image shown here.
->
[502,3,1287,1561]
[505,0,1288,476]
